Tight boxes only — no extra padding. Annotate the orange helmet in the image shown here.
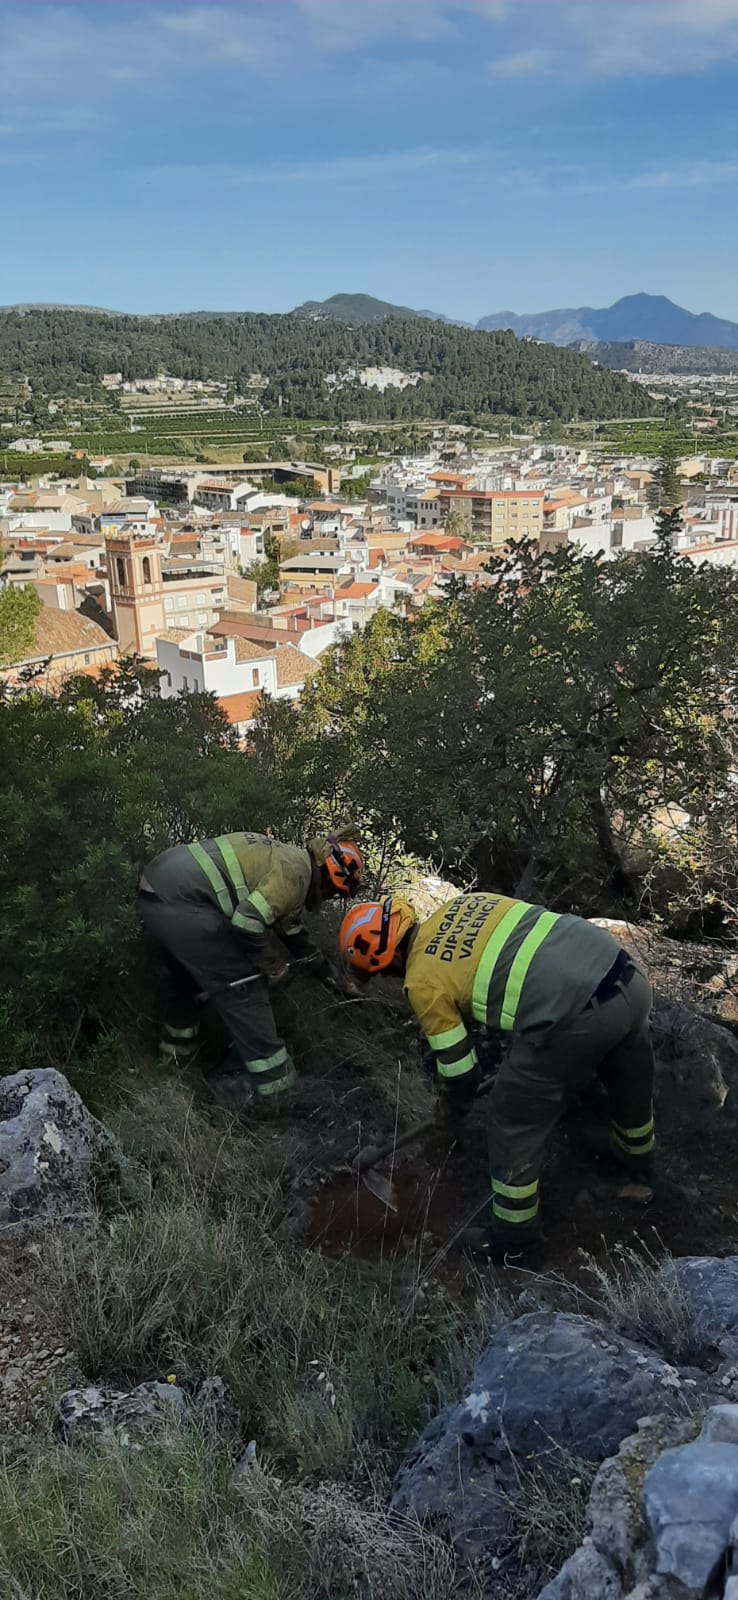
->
[322,837,364,898]
[339,897,417,975]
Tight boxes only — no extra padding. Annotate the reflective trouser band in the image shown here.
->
[163,1023,199,1040]
[188,842,234,917]
[246,1046,294,1097]
[491,1178,540,1226]
[612,1117,654,1155]
[472,904,559,1032]
[160,1039,198,1060]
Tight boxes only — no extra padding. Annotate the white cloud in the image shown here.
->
[157,5,275,65]
[630,158,738,190]
[565,0,738,76]
[488,48,551,77]
[143,144,493,189]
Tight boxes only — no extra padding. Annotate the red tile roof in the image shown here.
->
[218,691,262,725]
[335,581,378,600]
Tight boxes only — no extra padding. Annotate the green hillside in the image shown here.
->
[0,307,655,422]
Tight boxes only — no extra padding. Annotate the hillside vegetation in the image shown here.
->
[4,523,738,1597]
[0,307,655,420]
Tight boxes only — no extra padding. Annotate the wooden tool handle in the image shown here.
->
[354,1075,495,1172]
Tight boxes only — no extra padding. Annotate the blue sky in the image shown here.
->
[2,0,738,320]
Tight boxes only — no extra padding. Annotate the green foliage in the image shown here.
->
[257,532,738,910]
[242,531,282,599]
[647,441,683,510]
[0,307,656,422]
[0,583,41,666]
[0,662,283,1068]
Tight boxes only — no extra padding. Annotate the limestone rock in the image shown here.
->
[391,1311,701,1550]
[673,1256,738,1358]
[643,1439,738,1590]
[650,996,738,1131]
[700,1403,738,1446]
[537,1540,623,1599]
[0,1069,129,1226]
[58,1380,187,1443]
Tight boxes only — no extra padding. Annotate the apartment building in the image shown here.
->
[437,487,544,547]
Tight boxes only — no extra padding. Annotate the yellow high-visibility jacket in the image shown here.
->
[404,892,622,1084]
[187,833,314,940]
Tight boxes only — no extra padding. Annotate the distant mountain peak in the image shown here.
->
[476,293,738,351]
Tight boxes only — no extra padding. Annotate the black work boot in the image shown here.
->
[204,1067,257,1114]
[461,1227,544,1271]
[609,1135,655,1185]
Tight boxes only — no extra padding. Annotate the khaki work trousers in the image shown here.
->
[487,963,655,1243]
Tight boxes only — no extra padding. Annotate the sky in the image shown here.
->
[1,0,738,320]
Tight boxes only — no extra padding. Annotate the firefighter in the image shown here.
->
[138,828,363,1110]
[339,892,655,1265]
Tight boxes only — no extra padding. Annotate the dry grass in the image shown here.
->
[575,1241,709,1367]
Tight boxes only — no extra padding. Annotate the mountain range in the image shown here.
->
[293,291,738,351]
[4,291,738,354]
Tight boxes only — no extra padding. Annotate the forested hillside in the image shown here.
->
[0,308,654,420]
[576,339,738,375]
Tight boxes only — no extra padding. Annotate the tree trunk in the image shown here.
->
[590,796,637,902]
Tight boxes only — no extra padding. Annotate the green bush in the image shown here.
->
[0,663,284,1070]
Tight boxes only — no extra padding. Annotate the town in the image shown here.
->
[3,423,738,726]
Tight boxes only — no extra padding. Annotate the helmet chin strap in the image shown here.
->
[376,897,393,958]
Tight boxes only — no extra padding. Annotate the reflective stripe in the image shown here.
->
[247,890,275,927]
[246,1046,290,1076]
[437,1049,477,1079]
[256,1070,296,1098]
[612,1130,654,1156]
[492,1201,540,1225]
[163,1023,199,1040]
[471,903,559,1031]
[472,904,529,1019]
[500,911,559,1031]
[188,842,233,917]
[492,1179,539,1201]
[614,1118,654,1141]
[232,908,268,937]
[215,836,248,899]
[427,1023,468,1051]
[159,1040,198,1060]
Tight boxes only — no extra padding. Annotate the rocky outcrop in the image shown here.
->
[393,1259,738,1597]
[0,1068,129,1226]
[391,1310,710,1558]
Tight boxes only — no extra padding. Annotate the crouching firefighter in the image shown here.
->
[339,893,655,1266]
[138,828,363,1111]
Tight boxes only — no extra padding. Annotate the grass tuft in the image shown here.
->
[578,1240,709,1367]
[0,1418,455,1600]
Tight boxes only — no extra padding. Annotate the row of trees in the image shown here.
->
[0,309,656,422]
